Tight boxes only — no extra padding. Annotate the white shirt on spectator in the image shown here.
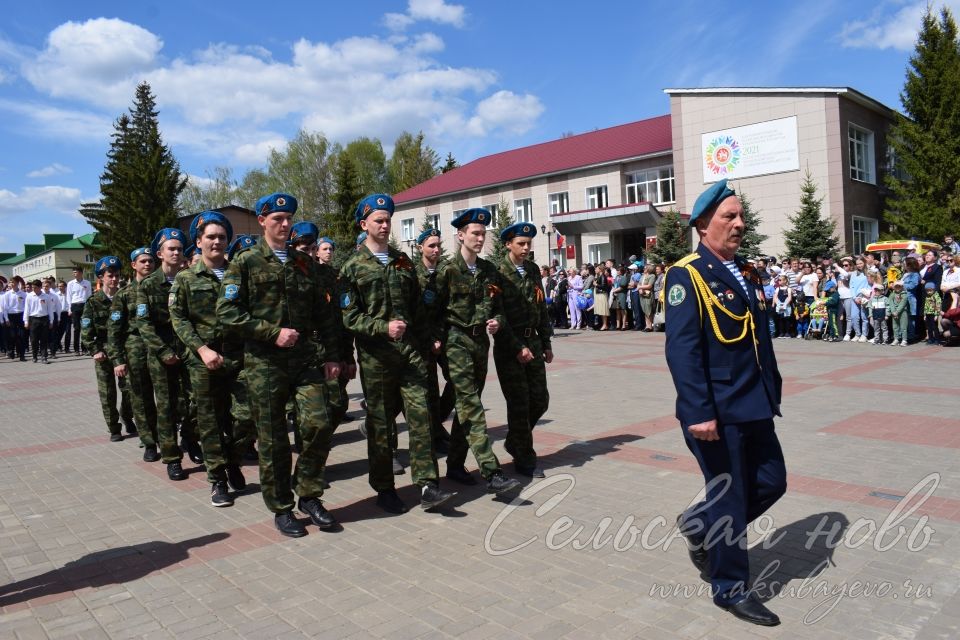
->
[66,279,92,306]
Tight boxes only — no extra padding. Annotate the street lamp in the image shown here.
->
[541,223,554,267]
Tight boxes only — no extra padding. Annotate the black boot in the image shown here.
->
[376,489,409,514]
[274,512,307,538]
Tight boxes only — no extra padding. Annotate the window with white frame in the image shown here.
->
[852,217,878,255]
[401,218,415,242]
[588,243,611,264]
[514,198,533,222]
[625,167,675,205]
[428,214,440,230]
[483,203,498,216]
[586,186,608,209]
[452,209,467,226]
[849,124,875,184]
[549,192,569,214]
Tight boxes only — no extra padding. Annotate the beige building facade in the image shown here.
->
[1,233,97,283]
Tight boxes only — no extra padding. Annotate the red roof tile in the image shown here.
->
[394,114,672,204]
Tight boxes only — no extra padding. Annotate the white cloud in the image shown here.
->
[233,138,288,164]
[466,91,545,136]
[0,185,82,214]
[27,163,72,178]
[840,1,960,50]
[386,0,466,31]
[0,99,113,141]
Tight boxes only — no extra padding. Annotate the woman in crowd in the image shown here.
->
[918,250,942,340]
[566,267,584,330]
[799,262,819,306]
[902,256,921,342]
[611,267,630,330]
[581,266,595,331]
[637,264,656,332]
[847,256,870,342]
[834,257,855,340]
[774,274,795,338]
[592,266,611,330]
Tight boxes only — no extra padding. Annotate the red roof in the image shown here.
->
[394,114,673,204]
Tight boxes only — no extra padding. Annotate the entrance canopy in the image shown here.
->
[551,203,661,235]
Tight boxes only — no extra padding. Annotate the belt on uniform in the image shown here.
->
[516,327,537,338]
[453,324,487,338]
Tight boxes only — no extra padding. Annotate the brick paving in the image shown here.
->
[1,334,958,639]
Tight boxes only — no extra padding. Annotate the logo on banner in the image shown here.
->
[705,135,741,176]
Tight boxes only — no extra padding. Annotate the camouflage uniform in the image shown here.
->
[216,242,340,514]
[107,280,159,447]
[435,251,506,478]
[81,290,134,436]
[493,256,553,468]
[339,245,439,491]
[136,268,196,463]
[317,262,353,428]
[170,261,251,484]
[415,259,455,439]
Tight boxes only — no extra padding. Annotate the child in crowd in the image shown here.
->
[809,292,828,339]
[869,282,889,344]
[794,297,810,338]
[887,280,910,347]
[923,282,942,345]
[774,275,794,338]
[762,275,776,337]
[823,280,841,341]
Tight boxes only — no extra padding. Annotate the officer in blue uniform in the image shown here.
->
[664,179,786,627]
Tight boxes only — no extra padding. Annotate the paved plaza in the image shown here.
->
[1,331,958,639]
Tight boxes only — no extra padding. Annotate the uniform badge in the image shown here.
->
[136,303,148,317]
[668,284,686,306]
[168,292,176,306]
[709,281,721,290]
[340,292,351,309]
[223,284,239,301]
[110,310,122,321]
[81,317,91,328]
[725,290,735,301]
[423,289,436,305]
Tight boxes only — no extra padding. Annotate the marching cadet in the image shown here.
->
[493,223,554,478]
[171,211,249,507]
[41,278,61,359]
[225,235,259,463]
[435,208,522,496]
[339,194,455,514]
[665,179,786,626]
[414,228,454,454]
[23,279,55,364]
[81,257,135,441]
[108,247,161,461]
[138,228,201,481]
[4,276,27,361]
[217,193,342,537]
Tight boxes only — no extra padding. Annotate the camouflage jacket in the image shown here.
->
[494,256,553,354]
[106,280,144,366]
[136,267,184,362]
[435,251,506,339]
[415,258,447,344]
[170,260,236,366]
[80,290,114,356]
[216,241,339,360]
[316,263,355,364]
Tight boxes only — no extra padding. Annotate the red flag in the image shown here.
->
[556,233,565,249]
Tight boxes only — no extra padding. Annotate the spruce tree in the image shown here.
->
[650,209,690,263]
[487,198,514,264]
[326,153,364,263]
[738,191,768,257]
[441,152,459,173]
[81,82,186,260]
[885,7,960,239]
[783,170,839,259]
[388,131,439,193]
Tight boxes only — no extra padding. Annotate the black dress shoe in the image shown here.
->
[143,444,160,462]
[297,497,338,529]
[226,464,246,491]
[719,593,780,626]
[420,482,456,511]
[274,512,307,538]
[376,489,409,514]
[676,515,709,575]
[515,464,545,478]
[487,471,522,497]
[446,466,478,485]
[166,461,186,481]
[109,433,124,442]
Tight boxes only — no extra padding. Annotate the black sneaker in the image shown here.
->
[487,471,522,497]
[297,497,338,529]
[226,464,246,491]
[109,433,124,442]
[446,466,478,485]
[143,444,160,462]
[376,489,409,514]
[420,482,456,511]
[274,512,307,538]
[166,461,186,481]
[211,481,233,507]
[392,454,405,475]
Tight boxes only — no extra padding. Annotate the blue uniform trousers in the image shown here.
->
[679,418,786,606]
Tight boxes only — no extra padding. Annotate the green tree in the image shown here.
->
[265,130,335,221]
[738,191,768,257]
[179,166,241,214]
[884,6,960,240]
[487,198,514,264]
[340,137,389,195]
[325,152,364,253]
[441,152,459,173]
[783,170,839,259]
[80,82,186,261]
[650,209,690,263]
[388,130,439,193]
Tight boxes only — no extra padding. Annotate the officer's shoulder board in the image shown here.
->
[673,252,700,268]
[665,253,699,307]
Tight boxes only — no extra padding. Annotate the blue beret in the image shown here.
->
[183,244,198,259]
[255,192,298,217]
[356,231,368,246]
[823,280,837,291]
[417,228,441,245]
[355,193,394,222]
[318,236,336,249]
[227,235,257,260]
[130,247,153,262]
[689,179,737,226]
[190,211,233,245]
[151,228,185,255]
[95,255,121,276]
[500,222,537,242]
[289,221,320,244]
[451,208,492,229]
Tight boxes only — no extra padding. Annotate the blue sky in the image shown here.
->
[0,0,955,253]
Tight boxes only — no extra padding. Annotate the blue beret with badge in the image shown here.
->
[500,222,537,242]
[451,208,492,229]
[95,255,121,277]
[318,236,336,249]
[689,179,737,227]
[130,246,153,262]
[151,228,186,256]
[190,210,234,245]
[255,192,298,217]
[416,228,441,245]
[355,193,395,223]
[227,235,257,260]
[356,231,368,246]
[289,221,319,244]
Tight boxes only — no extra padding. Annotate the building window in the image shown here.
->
[401,218,415,242]
[586,186,608,209]
[852,217,878,255]
[483,203,499,216]
[588,243,611,264]
[625,167,675,205]
[452,208,467,227]
[514,198,533,222]
[549,192,569,214]
[849,124,875,184]
[428,214,440,230]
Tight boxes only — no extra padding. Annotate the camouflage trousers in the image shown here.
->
[246,349,334,514]
[187,359,245,484]
[231,370,257,451]
[145,355,196,463]
[93,358,135,435]
[493,334,549,468]
[125,337,158,447]
[357,344,438,491]
[445,327,500,479]
[426,352,455,440]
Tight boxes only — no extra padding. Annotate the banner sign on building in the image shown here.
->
[701,116,799,183]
